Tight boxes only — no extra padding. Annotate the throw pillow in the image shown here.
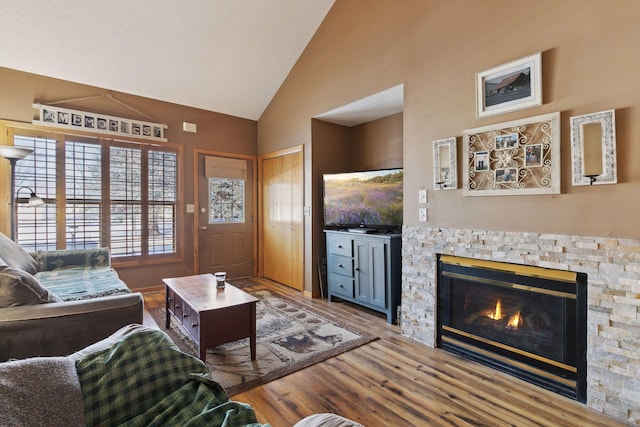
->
[0,232,38,275]
[0,267,60,308]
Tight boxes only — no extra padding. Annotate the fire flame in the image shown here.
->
[507,310,522,330]
[487,300,523,330]
[487,300,503,320]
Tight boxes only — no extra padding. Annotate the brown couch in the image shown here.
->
[0,232,143,361]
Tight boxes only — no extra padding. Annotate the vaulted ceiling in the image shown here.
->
[0,0,335,121]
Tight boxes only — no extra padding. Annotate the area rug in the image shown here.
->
[148,285,378,395]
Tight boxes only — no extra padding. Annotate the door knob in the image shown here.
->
[199,226,208,230]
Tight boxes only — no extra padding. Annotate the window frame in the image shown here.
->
[3,121,184,266]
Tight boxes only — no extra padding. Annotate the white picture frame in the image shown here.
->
[432,137,457,190]
[570,109,616,186]
[476,52,542,119]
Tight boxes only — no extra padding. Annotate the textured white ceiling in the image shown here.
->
[315,85,404,127]
[0,0,335,121]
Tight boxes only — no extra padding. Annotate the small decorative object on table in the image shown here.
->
[214,272,226,289]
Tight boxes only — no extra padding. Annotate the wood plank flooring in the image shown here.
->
[143,277,626,427]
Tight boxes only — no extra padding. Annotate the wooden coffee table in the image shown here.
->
[162,274,258,361]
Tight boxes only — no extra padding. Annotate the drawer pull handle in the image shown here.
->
[175,304,181,309]
[338,245,343,248]
[183,313,189,318]
[338,264,343,268]
[168,297,172,302]
[339,284,344,288]
[355,267,360,271]
[191,323,198,328]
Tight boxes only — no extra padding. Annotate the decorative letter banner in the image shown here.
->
[33,103,168,142]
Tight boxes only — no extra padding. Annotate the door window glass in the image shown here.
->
[208,177,244,223]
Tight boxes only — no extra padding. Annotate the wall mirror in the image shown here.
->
[433,137,457,190]
[570,109,616,186]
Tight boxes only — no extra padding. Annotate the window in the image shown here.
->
[13,134,57,251]
[66,140,102,249]
[12,128,179,259]
[208,177,245,223]
[110,145,142,256]
[204,155,247,224]
[149,150,177,253]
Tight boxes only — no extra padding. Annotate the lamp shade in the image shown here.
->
[0,146,34,161]
[27,193,45,207]
[16,187,45,207]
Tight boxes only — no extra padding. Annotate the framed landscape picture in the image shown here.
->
[476,52,542,118]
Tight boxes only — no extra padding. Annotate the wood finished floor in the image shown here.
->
[143,277,626,427]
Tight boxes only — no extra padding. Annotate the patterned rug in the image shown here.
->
[148,282,378,396]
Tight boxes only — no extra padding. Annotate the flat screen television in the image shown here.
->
[323,168,403,231]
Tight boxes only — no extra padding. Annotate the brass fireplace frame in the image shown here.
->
[437,255,587,402]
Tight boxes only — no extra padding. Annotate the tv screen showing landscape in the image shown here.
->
[323,168,403,228]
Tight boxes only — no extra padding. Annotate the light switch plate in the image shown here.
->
[419,207,427,222]
[419,189,427,204]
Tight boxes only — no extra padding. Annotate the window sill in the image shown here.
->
[112,254,184,268]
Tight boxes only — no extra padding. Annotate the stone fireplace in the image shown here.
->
[437,255,587,402]
[401,225,640,424]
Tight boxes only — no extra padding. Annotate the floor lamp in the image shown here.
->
[0,146,45,240]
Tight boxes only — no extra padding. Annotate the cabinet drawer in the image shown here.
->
[328,272,354,298]
[327,235,352,257]
[167,288,176,312]
[180,301,192,328]
[169,291,184,320]
[328,254,353,277]
[183,307,200,342]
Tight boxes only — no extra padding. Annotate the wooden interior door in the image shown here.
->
[261,148,303,290]
[197,154,254,279]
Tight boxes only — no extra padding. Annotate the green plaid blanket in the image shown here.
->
[75,328,268,426]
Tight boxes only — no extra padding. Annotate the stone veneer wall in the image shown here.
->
[401,225,639,424]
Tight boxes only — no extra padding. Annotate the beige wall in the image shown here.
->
[258,0,640,294]
[350,113,403,172]
[0,67,257,290]
[310,119,352,295]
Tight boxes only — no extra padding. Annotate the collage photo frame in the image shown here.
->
[463,112,561,196]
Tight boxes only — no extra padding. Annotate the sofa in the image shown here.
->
[0,232,143,361]
[0,324,364,427]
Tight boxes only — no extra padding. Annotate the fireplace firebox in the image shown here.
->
[437,255,587,402]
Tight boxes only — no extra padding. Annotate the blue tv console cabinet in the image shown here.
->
[325,230,402,324]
